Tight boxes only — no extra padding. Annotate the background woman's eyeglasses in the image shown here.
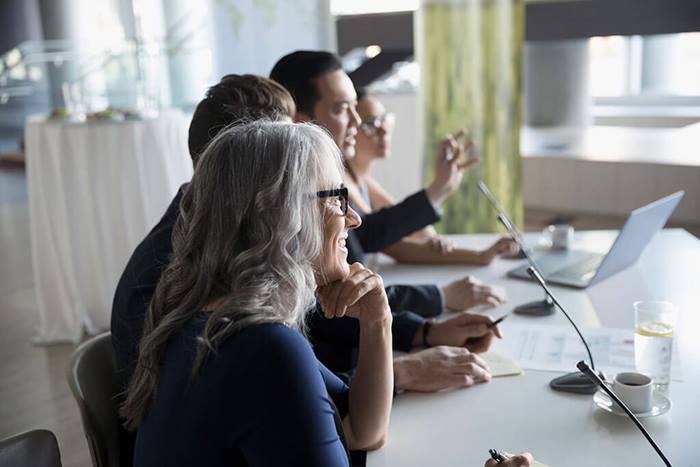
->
[317,187,349,214]
[360,112,395,136]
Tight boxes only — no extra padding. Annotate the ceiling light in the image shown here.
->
[365,45,382,59]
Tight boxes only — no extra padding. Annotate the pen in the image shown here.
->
[488,314,508,329]
[489,448,510,463]
[444,146,454,161]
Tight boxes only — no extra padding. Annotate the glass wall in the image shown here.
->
[590,32,700,98]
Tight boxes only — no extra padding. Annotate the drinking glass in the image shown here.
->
[634,301,676,387]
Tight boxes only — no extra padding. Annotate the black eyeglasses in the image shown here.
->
[360,112,395,136]
[316,187,349,215]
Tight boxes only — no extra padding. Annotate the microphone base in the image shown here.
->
[550,371,600,394]
[513,299,555,316]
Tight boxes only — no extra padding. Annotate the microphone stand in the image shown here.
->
[476,179,553,317]
[577,361,672,466]
[496,214,555,317]
[527,266,603,394]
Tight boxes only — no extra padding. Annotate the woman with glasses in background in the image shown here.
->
[344,89,519,267]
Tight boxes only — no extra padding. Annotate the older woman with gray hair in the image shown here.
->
[120,120,393,466]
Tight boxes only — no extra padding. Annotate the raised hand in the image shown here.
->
[425,130,480,207]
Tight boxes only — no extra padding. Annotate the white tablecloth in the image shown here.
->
[25,110,193,343]
[368,230,700,467]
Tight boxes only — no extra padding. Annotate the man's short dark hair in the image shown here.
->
[355,86,368,102]
[269,51,343,118]
[188,74,296,163]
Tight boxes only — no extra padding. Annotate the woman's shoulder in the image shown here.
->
[222,323,317,369]
[236,322,306,344]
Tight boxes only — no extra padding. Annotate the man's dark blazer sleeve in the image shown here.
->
[308,305,426,371]
[353,189,440,253]
[385,284,442,319]
[308,283,443,371]
[386,284,442,351]
[111,185,185,390]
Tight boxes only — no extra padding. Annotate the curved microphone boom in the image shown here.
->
[577,361,672,466]
[526,266,602,394]
[496,214,543,274]
[477,181,554,316]
[494,214,554,316]
[527,267,595,370]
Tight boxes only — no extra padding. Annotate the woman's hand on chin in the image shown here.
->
[316,263,391,323]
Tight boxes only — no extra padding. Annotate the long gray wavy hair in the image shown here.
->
[120,120,344,430]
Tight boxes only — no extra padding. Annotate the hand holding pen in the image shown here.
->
[485,449,533,466]
[488,314,509,329]
[462,313,507,353]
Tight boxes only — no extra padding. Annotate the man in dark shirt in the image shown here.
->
[112,74,502,396]
[112,75,298,390]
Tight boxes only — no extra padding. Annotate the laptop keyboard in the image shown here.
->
[551,254,604,280]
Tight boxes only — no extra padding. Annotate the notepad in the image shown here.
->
[480,350,524,377]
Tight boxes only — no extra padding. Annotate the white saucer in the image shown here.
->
[593,389,671,418]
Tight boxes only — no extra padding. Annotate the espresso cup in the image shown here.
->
[544,224,574,250]
[612,372,653,413]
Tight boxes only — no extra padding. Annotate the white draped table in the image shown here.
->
[25,110,193,343]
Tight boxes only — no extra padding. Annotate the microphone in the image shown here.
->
[527,266,603,394]
[477,182,554,316]
[577,361,672,467]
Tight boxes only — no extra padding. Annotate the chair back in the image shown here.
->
[0,429,62,467]
[67,332,133,467]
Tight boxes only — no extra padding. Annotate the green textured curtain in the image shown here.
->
[417,0,524,233]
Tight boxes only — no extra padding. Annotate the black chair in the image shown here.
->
[0,429,62,467]
[67,332,133,467]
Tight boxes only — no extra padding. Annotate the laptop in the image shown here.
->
[478,183,684,289]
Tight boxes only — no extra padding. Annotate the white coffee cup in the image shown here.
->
[544,224,574,249]
[612,372,653,413]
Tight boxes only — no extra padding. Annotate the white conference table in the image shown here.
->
[25,110,193,343]
[368,229,700,467]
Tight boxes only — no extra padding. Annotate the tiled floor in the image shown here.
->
[0,166,697,467]
[0,167,90,467]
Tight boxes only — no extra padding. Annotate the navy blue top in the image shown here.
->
[134,319,350,467]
